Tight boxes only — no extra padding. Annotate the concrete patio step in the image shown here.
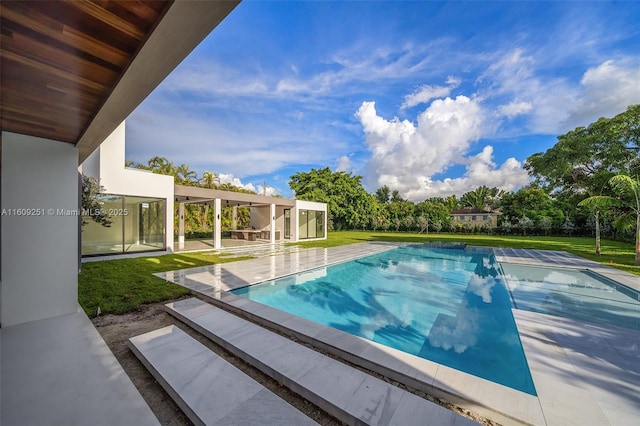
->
[165,297,478,426]
[128,325,317,426]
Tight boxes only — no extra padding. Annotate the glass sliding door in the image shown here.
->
[127,197,165,252]
[298,210,308,240]
[81,194,166,256]
[307,210,317,239]
[297,209,326,240]
[284,209,291,239]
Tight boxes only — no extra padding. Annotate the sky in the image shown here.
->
[126,1,640,202]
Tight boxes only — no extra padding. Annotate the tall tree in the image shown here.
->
[146,156,175,175]
[390,190,404,203]
[526,104,640,253]
[289,167,377,230]
[414,200,452,231]
[375,185,391,204]
[499,187,564,230]
[610,174,640,265]
[81,175,112,228]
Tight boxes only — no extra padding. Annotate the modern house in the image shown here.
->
[80,122,326,257]
[450,208,501,228]
[0,2,242,424]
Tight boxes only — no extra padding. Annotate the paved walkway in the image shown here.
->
[1,309,158,426]
[158,243,640,425]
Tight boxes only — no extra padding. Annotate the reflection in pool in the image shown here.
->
[501,263,640,331]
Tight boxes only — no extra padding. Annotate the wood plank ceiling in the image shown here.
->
[0,0,173,144]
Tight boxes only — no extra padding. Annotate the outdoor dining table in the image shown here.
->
[230,229,260,241]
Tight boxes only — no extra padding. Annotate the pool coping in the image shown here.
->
[157,242,640,426]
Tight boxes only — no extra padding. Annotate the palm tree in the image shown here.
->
[580,173,640,265]
[444,195,459,212]
[175,164,197,185]
[147,156,174,175]
[199,171,220,189]
[461,186,490,210]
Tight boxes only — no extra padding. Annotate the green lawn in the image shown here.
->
[80,232,638,317]
[78,252,250,317]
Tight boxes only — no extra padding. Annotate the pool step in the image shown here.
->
[128,325,317,426]
[165,297,478,426]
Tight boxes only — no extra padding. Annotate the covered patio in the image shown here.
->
[174,185,296,251]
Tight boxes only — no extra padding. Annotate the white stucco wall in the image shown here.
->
[82,122,174,252]
[1,132,79,327]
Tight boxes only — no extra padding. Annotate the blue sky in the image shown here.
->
[126,1,640,201]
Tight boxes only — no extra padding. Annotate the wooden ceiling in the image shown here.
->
[0,0,173,144]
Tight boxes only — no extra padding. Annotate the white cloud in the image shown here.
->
[401,76,461,111]
[336,155,351,172]
[356,97,530,201]
[563,60,640,128]
[478,49,535,96]
[275,42,455,98]
[498,101,533,118]
[407,147,530,200]
[480,50,640,133]
[166,62,270,98]
[217,173,279,196]
[358,96,501,200]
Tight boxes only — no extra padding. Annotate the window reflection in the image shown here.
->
[81,195,165,256]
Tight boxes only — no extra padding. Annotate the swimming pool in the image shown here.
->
[232,245,537,395]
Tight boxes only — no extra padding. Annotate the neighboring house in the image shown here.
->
[450,208,501,228]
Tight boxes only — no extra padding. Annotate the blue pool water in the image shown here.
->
[232,245,537,395]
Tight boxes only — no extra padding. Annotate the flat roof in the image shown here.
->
[174,185,296,208]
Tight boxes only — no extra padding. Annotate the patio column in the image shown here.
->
[270,203,276,244]
[214,198,222,249]
[178,202,185,250]
[232,206,237,230]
